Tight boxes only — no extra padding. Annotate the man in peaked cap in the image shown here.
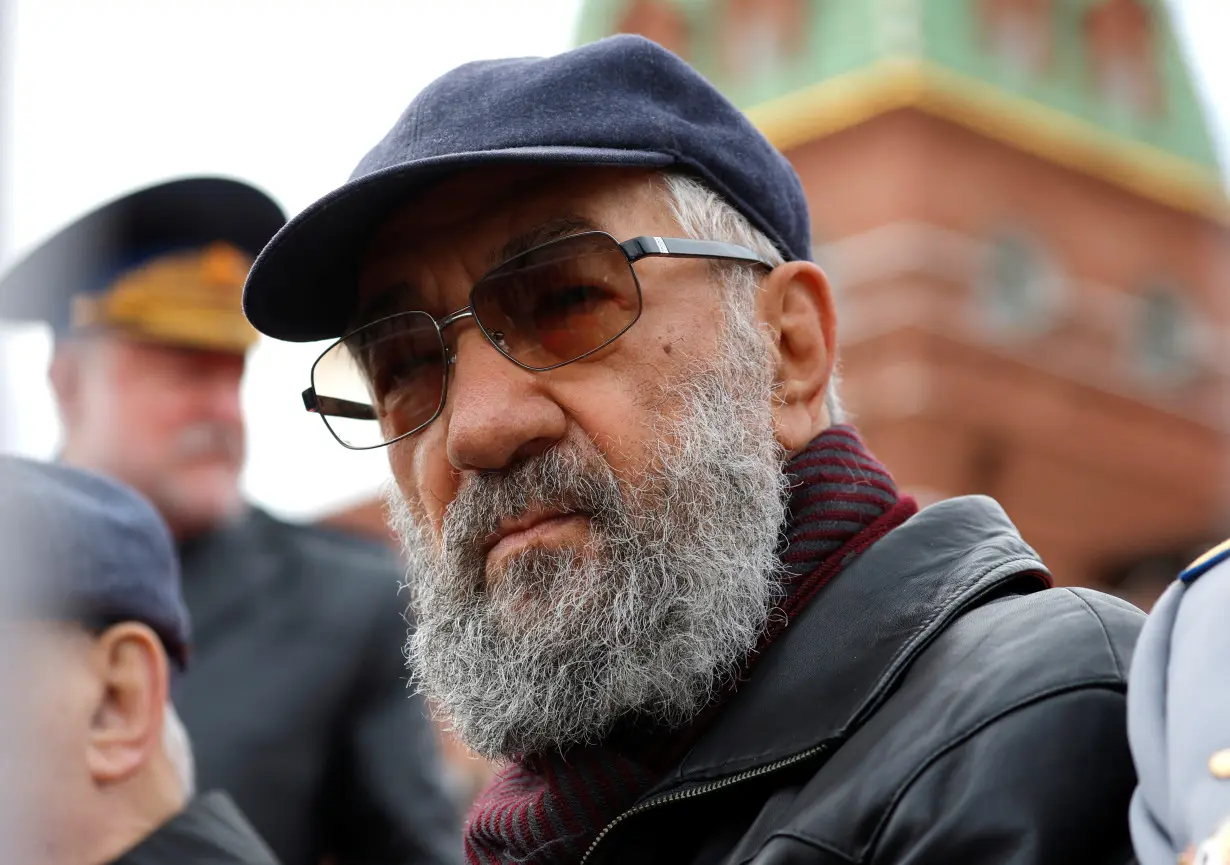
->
[0,177,287,537]
[0,455,277,865]
[0,178,461,865]
[1130,539,1230,865]
[243,35,1143,864]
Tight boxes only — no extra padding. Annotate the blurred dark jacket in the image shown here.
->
[112,791,279,865]
[173,508,460,865]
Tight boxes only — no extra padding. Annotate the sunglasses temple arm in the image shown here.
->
[302,388,378,421]
[621,236,774,268]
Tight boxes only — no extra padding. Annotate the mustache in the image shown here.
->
[442,440,625,557]
[173,423,244,464]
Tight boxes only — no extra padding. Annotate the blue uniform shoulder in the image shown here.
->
[1179,539,1230,584]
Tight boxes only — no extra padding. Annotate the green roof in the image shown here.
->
[576,0,1222,183]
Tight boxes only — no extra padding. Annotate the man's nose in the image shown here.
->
[204,374,245,427]
[444,328,567,472]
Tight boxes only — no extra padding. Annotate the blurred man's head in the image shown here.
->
[0,457,196,865]
[52,330,249,540]
[242,37,838,760]
[14,619,195,865]
[0,178,286,539]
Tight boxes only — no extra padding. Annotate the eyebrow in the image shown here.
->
[490,214,601,268]
[352,214,604,330]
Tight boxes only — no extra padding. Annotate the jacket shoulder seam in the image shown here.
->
[1064,588,1126,679]
[850,555,1044,729]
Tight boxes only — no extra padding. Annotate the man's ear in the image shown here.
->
[756,260,838,454]
[49,341,83,426]
[85,623,168,787]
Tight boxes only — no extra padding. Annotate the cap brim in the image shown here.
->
[0,176,286,332]
[243,146,675,342]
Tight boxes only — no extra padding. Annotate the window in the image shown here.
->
[615,0,691,59]
[1100,53,1154,118]
[979,0,1053,79]
[1135,285,1193,382]
[1085,0,1161,119]
[721,0,805,80]
[982,229,1062,335]
[729,14,781,77]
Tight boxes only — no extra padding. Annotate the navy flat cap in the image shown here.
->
[243,34,811,342]
[0,176,285,350]
[0,457,191,667]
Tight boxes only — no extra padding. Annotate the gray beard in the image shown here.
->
[387,318,789,761]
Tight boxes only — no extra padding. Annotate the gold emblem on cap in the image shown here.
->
[1210,749,1230,780]
[201,242,252,287]
[70,242,258,353]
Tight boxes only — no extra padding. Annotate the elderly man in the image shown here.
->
[244,37,1144,864]
[1130,539,1230,865]
[0,456,277,865]
[0,178,460,865]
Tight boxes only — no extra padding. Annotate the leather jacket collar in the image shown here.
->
[648,495,1051,797]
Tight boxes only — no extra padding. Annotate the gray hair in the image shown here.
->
[658,172,845,424]
[161,703,196,798]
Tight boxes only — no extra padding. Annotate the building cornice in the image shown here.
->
[746,58,1229,224]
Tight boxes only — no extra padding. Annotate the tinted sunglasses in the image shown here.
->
[303,230,773,450]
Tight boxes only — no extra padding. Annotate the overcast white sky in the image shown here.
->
[1,0,1228,521]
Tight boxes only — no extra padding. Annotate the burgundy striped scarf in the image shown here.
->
[464,426,917,864]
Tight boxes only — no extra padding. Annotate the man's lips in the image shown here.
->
[483,509,589,562]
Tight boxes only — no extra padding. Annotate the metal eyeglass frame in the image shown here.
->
[302,230,775,450]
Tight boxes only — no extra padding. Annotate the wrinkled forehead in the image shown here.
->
[354,165,676,319]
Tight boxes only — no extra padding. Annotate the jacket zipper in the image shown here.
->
[577,562,1042,862]
[579,741,831,865]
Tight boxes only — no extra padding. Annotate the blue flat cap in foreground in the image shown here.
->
[0,457,191,666]
[243,34,810,342]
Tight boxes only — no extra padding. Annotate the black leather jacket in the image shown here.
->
[585,496,1143,864]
